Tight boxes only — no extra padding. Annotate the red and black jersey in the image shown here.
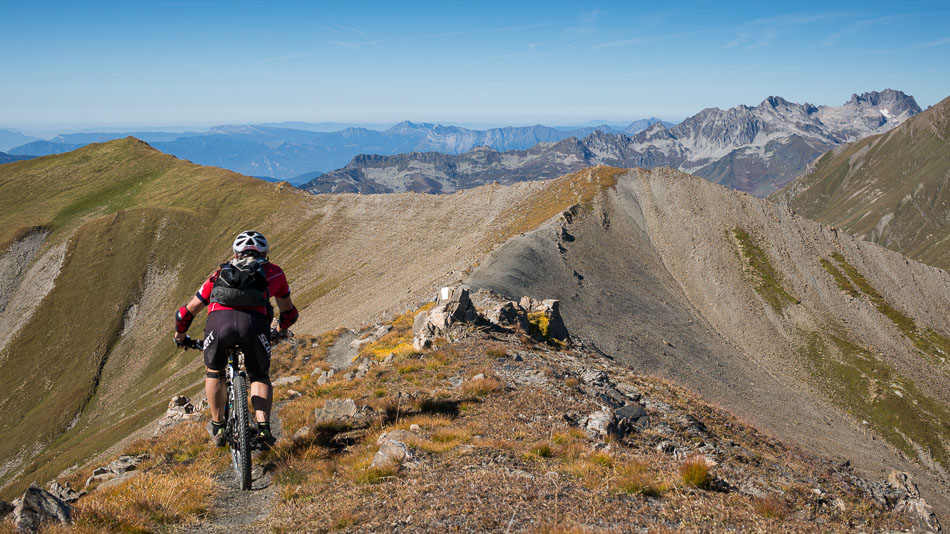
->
[196,262,290,315]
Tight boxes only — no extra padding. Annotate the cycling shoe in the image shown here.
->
[207,421,227,447]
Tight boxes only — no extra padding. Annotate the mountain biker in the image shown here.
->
[173,230,298,449]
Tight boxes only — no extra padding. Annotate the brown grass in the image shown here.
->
[461,376,504,397]
[65,422,226,532]
[679,455,712,489]
[753,494,790,520]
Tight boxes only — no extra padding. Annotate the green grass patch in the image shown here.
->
[732,228,798,311]
[801,331,950,470]
[829,253,950,362]
[820,258,860,298]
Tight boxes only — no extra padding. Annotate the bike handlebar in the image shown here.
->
[175,336,203,351]
[175,329,291,351]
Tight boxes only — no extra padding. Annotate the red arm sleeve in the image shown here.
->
[266,264,290,298]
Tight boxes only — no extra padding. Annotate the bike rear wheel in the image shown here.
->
[229,371,252,490]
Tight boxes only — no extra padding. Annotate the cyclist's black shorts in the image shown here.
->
[203,309,271,382]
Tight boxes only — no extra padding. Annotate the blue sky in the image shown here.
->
[2,0,949,134]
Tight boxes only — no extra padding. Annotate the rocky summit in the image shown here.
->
[774,95,950,270]
[305,89,920,197]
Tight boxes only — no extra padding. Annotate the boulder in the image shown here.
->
[13,484,71,533]
[485,301,526,328]
[45,481,83,503]
[887,470,941,533]
[272,375,301,387]
[412,286,479,350]
[538,300,568,340]
[370,440,415,469]
[580,369,610,387]
[110,455,143,474]
[584,409,616,439]
[314,398,360,426]
[615,404,650,431]
[376,429,418,445]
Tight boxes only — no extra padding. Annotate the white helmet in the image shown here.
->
[232,230,269,256]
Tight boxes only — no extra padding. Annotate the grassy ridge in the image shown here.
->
[777,96,950,269]
[0,139,315,498]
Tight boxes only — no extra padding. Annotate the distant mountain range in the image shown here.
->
[305,90,920,197]
[5,119,669,184]
[775,95,950,269]
[0,151,34,164]
[0,129,41,152]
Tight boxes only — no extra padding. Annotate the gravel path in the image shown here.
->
[177,401,285,534]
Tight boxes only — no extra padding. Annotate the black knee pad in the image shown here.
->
[206,370,226,379]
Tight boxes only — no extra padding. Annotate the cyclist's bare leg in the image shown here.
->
[206,368,227,422]
[250,380,272,423]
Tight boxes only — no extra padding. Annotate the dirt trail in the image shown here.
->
[177,402,285,534]
[327,329,360,370]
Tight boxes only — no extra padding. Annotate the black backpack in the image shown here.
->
[210,258,270,307]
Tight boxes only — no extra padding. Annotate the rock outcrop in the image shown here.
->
[887,470,942,533]
[12,484,71,533]
[412,286,479,350]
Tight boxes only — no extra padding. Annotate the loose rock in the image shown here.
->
[45,481,83,503]
[376,429,418,445]
[371,440,415,469]
[272,375,301,387]
[314,398,360,426]
[13,484,71,533]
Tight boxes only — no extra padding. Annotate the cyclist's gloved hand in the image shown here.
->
[269,328,291,342]
[175,335,203,351]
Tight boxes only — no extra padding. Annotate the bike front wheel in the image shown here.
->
[229,372,252,490]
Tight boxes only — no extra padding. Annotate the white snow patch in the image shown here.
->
[880,108,894,121]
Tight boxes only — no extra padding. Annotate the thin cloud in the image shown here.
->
[329,40,363,50]
[914,36,950,48]
[564,9,601,36]
[327,24,548,50]
[822,15,896,46]
[527,42,542,50]
[722,12,850,49]
[316,24,342,35]
[591,37,652,49]
[337,24,367,37]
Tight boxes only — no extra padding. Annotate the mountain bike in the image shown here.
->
[177,336,254,490]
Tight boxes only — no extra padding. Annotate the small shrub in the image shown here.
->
[334,511,359,529]
[564,377,580,388]
[591,452,614,467]
[461,376,503,397]
[679,455,712,489]
[486,348,508,358]
[524,441,555,460]
[616,469,662,497]
[753,494,789,520]
[353,465,398,485]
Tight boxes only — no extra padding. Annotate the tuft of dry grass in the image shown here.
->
[523,441,555,460]
[415,427,472,453]
[753,494,790,520]
[461,376,504,397]
[614,460,663,497]
[679,455,712,489]
[67,422,226,532]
